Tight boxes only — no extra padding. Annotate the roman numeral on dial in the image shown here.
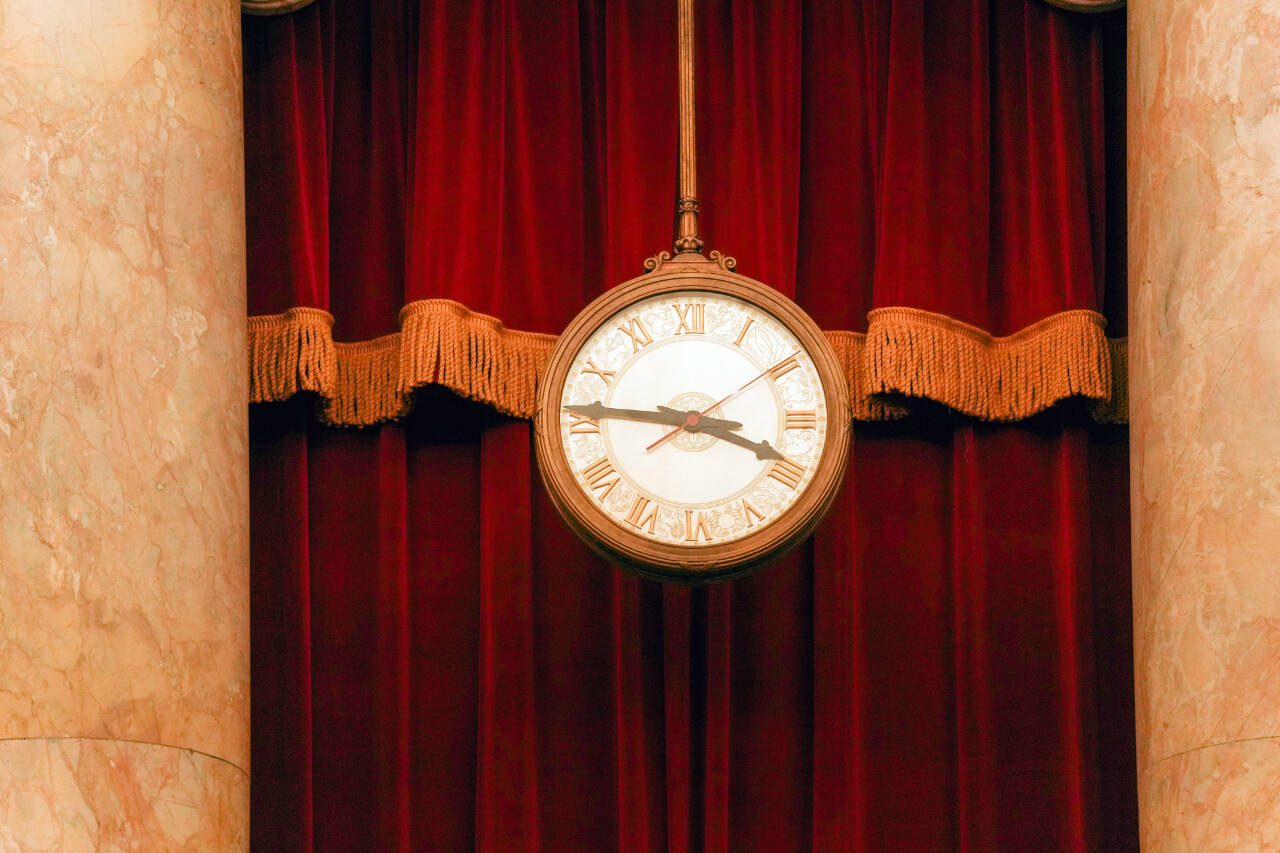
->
[684,510,713,543]
[767,354,801,381]
[784,410,817,430]
[733,317,755,347]
[674,303,705,334]
[767,457,806,490]
[742,498,766,527]
[624,495,659,534]
[582,359,616,385]
[582,457,620,500]
[568,412,599,433]
[618,317,653,352]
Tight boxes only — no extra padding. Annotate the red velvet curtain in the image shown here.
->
[244,1,1135,849]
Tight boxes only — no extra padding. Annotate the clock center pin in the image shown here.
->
[666,391,722,453]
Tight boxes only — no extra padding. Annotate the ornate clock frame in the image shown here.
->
[533,253,851,583]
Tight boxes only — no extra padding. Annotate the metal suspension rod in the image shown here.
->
[674,0,703,254]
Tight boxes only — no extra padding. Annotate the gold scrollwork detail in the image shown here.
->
[709,250,737,272]
[1040,0,1124,11]
[242,0,319,14]
[643,250,673,273]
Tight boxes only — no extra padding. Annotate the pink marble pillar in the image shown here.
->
[0,1,248,848]
[1130,1,1280,848]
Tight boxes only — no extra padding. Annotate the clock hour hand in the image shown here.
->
[694,424,786,460]
[565,402,743,432]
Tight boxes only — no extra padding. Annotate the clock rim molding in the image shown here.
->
[534,258,852,584]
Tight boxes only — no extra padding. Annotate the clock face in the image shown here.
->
[556,289,829,548]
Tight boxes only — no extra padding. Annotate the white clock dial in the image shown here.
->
[557,289,829,547]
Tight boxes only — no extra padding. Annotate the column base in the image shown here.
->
[1141,737,1280,851]
[0,738,247,851]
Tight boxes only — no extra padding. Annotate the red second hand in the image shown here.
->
[645,351,799,452]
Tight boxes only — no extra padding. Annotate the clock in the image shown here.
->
[534,254,851,583]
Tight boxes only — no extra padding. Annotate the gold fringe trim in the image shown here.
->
[248,307,337,403]
[863,307,1114,421]
[327,333,405,426]
[822,331,909,422]
[1090,337,1128,424]
[398,300,555,421]
[247,299,556,426]
[247,300,1127,427]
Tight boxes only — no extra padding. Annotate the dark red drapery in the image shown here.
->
[244,1,1135,849]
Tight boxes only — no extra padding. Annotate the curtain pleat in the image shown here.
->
[249,399,316,847]
[244,0,1136,849]
[404,397,483,850]
[372,427,412,848]
[948,428,997,849]
[662,587,692,852]
[609,571,659,853]
[810,461,865,850]
[475,422,540,847]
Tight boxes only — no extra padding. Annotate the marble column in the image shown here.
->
[0,2,248,849]
[1129,1,1280,849]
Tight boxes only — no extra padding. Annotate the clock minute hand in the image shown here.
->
[694,424,785,460]
[565,402,743,431]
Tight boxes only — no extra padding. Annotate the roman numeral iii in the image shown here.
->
[673,303,705,334]
[784,410,817,430]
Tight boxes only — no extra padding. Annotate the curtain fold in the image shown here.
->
[245,0,1136,849]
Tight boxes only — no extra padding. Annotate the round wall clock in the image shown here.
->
[534,255,851,583]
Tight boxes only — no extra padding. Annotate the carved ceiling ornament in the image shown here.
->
[1041,0,1125,11]
[242,0,318,16]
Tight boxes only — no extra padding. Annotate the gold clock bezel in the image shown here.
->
[534,257,852,584]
